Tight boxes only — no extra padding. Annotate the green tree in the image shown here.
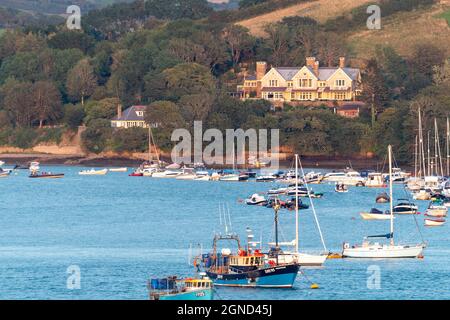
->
[66,58,97,106]
[31,80,62,127]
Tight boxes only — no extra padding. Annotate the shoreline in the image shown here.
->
[0,153,400,170]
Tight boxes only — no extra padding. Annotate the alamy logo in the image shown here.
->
[66,265,81,290]
[367,5,381,30]
[171,121,279,169]
[367,265,381,289]
[66,5,81,30]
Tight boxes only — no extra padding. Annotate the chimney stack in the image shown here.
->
[313,61,319,77]
[117,104,122,118]
[256,61,267,80]
[339,57,346,68]
[306,57,316,68]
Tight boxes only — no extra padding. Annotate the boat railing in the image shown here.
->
[229,266,245,274]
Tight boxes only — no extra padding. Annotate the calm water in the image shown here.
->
[0,166,449,300]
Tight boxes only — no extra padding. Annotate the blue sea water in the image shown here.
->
[0,165,449,300]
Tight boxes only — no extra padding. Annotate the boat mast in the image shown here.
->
[427,130,431,176]
[295,154,299,254]
[388,144,394,246]
[435,118,444,177]
[447,117,449,176]
[418,108,426,178]
[414,135,418,178]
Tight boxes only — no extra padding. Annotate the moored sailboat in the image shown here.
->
[342,145,425,258]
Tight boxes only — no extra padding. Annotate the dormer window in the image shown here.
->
[136,111,144,117]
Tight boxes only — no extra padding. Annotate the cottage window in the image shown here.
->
[334,92,346,100]
[269,80,278,87]
[335,79,345,87]
[299,79,312,87]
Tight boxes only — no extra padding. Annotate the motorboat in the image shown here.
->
[425,202,448,217]
[79,168,108,175]
[0,168,10,178]
[245,194,267,206]
[152,170,183,178]
[29,171,64,178]
[360,208,392,220]
[323,170,365,186]
[393,200,418,215]
[342,145,425,258]
[365,173,386,188]
[302,171,323,184]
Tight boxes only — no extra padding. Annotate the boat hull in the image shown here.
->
[360,212,392,220]
[424,218,445,226]
[343,244,424,258]
[272,253,327,267]
[152,289,213,301]
[206,264,299,288]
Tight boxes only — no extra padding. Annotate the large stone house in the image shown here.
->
[111,105,149,128]
[237,57,362,104]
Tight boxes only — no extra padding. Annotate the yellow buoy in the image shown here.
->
[310,283,319,289]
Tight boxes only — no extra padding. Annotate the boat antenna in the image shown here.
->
[298,156,328,253]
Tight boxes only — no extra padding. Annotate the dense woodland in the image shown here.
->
[0,0,448,163]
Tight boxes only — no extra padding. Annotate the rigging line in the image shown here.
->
[393,152,426,244]
[298,156,328,253]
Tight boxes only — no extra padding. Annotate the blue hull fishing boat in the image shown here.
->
[201,204,300,288]
[148,274,213,300]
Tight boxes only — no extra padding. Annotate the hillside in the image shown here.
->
[236,0,374,37]
[348,3,450,58]
[0,0,132,15]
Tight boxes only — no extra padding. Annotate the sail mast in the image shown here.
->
[295,154,299,254]
[388,144,394,246]
[447,117,449,176]
[414,135,418,178]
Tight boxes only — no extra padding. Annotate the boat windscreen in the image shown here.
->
[369,208,383,214]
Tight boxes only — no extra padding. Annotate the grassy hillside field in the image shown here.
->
[236,0,375,37]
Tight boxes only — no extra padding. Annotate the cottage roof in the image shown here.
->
[112,105,147,121]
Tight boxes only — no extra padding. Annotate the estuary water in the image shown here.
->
[0,166,449,300]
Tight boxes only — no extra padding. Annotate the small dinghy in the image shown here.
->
[79,169,108,175]
[255,175,277,182]
[335,182,348,193]
[109,167,127,172]
[360,208,393,220]
[375,192,390,203]
[424,218,446,227]
[245,193,267,206]
[129,171,143,176]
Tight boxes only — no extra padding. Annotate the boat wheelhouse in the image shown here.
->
[148,275,213,300]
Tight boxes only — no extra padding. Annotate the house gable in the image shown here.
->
[326,68,354,88]
[260,68,287,88]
